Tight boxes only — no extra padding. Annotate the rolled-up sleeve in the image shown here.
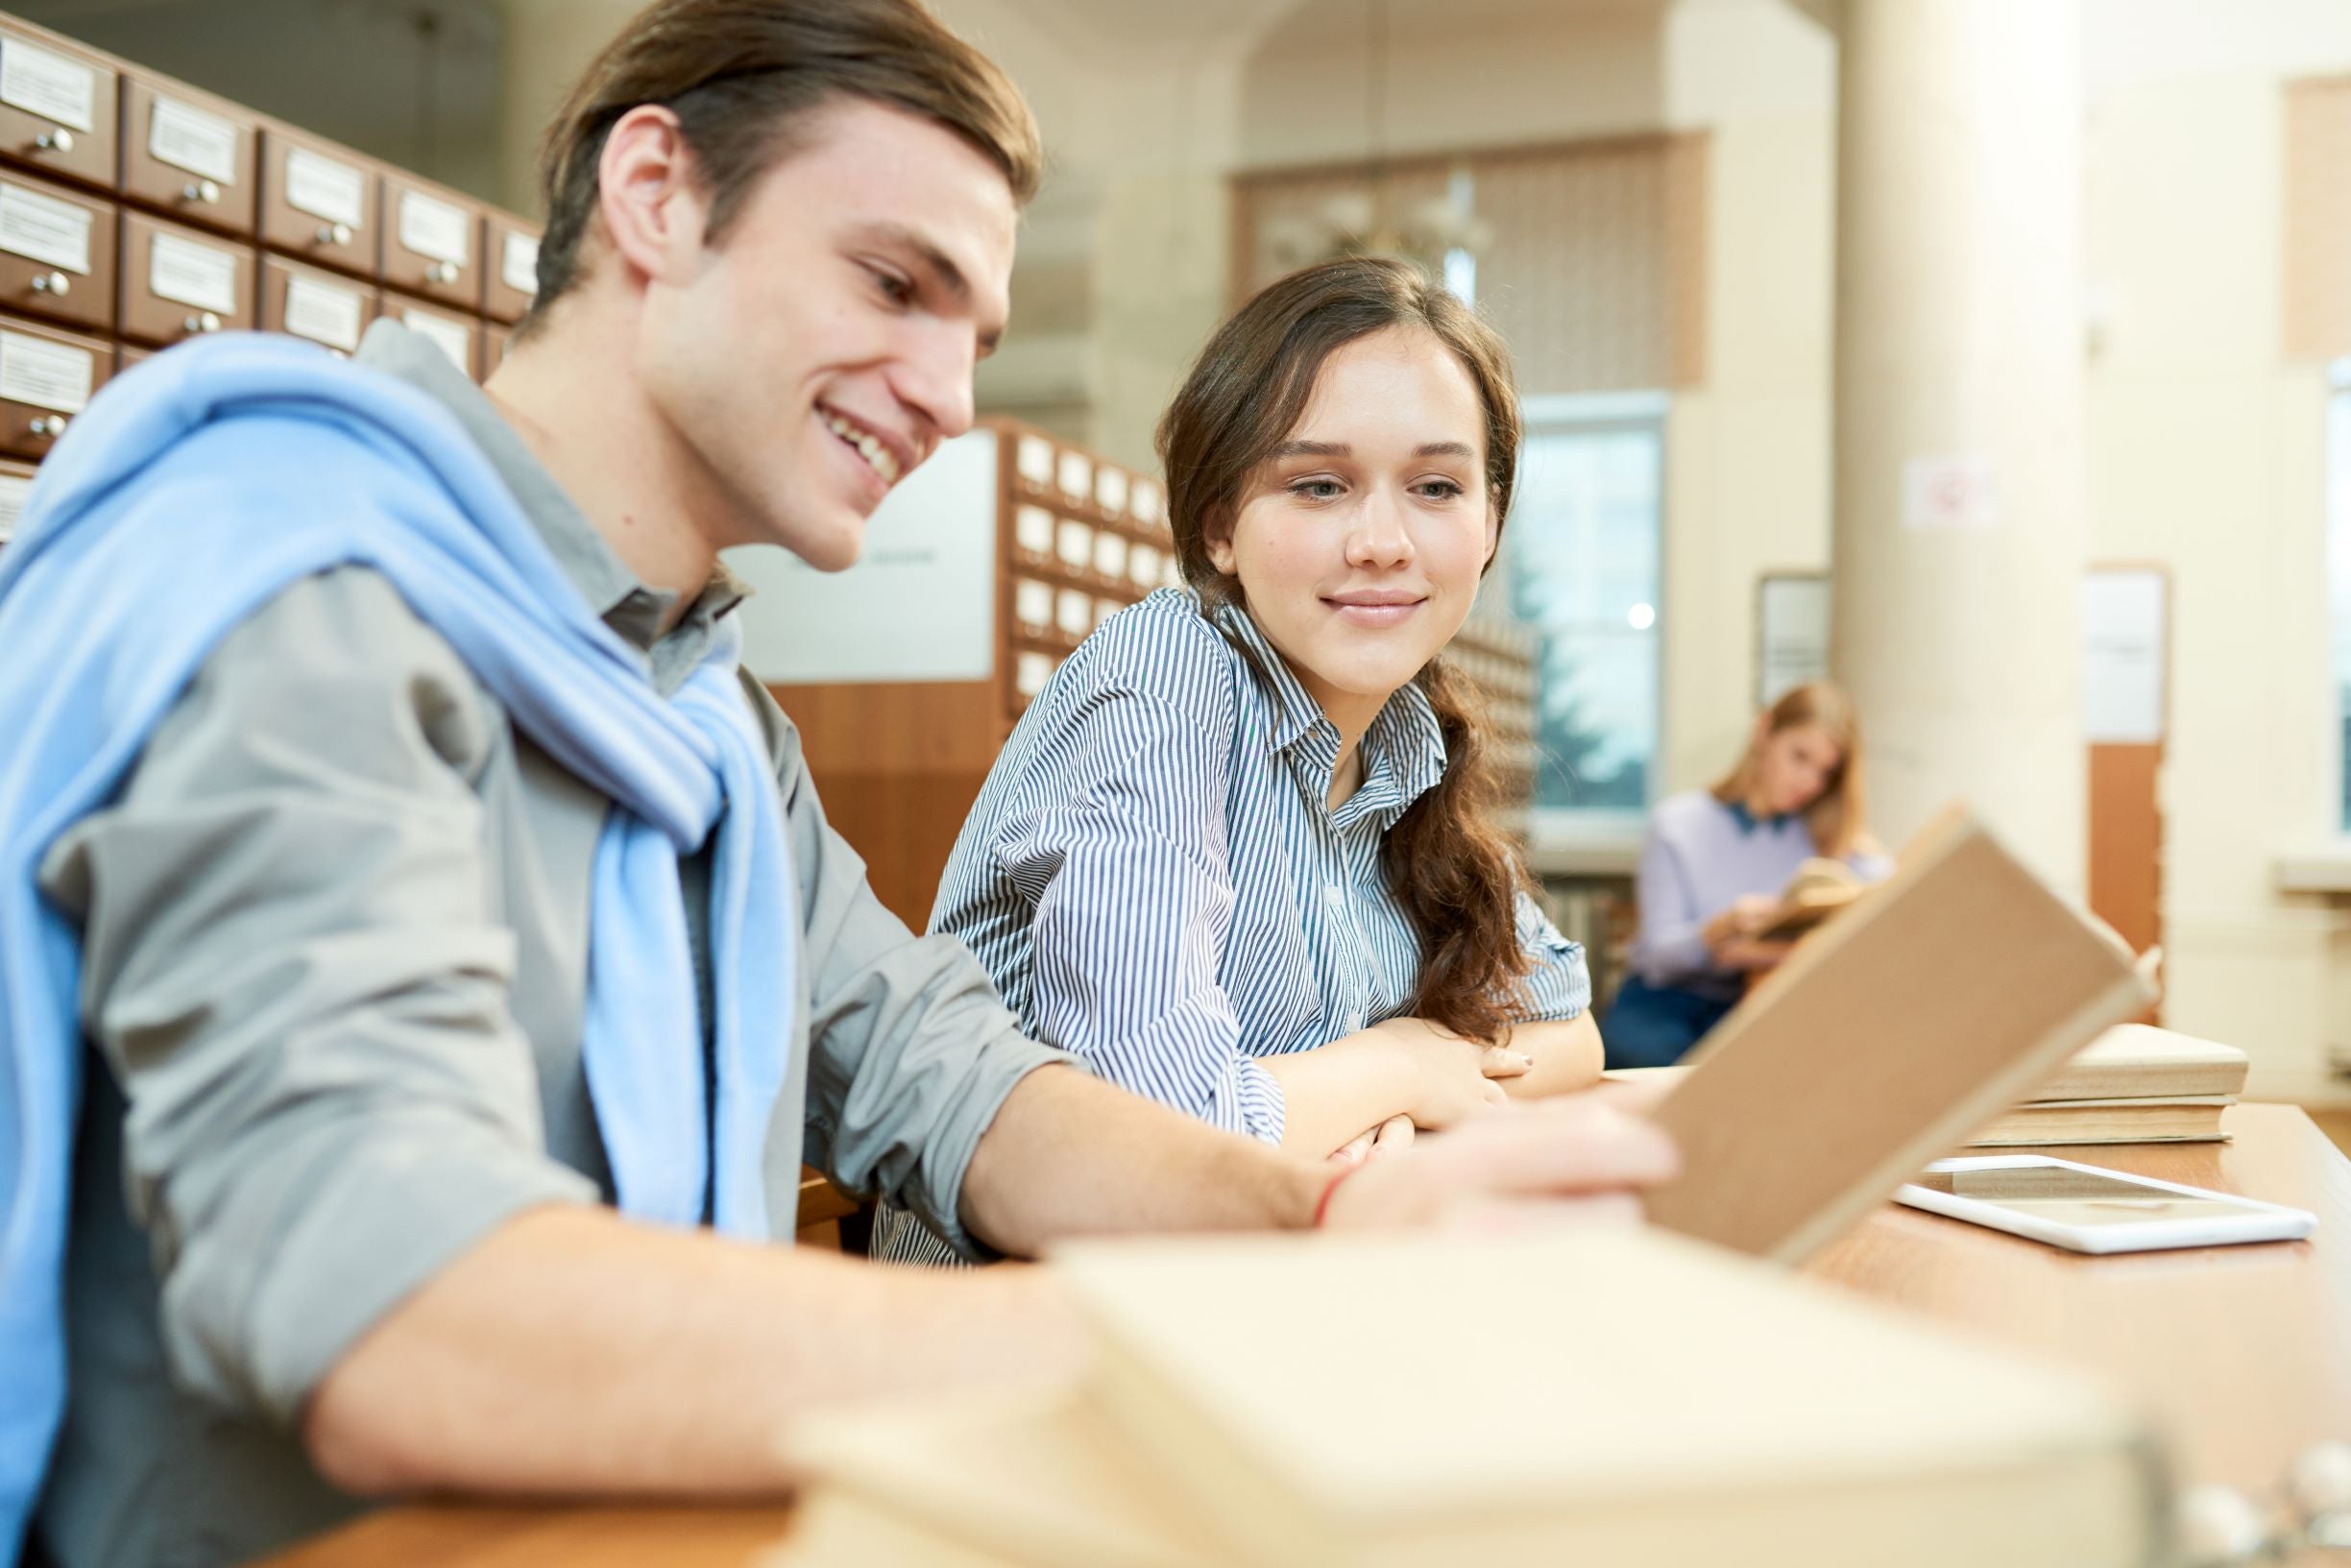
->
[1507,890,1593,1023]
[37,570,598,1428]
[776,720,1077,1260]
[985,669,1286,1146]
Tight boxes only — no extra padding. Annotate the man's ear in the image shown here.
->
[594,104,709,287]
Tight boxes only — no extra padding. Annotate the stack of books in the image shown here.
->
[1965,1024,2249,1147]
[776,1228,2163,1568]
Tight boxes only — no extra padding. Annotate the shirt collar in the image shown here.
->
[1211,597,1451,829]
[353,321,748,692]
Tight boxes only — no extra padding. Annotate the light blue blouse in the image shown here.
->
[1629,788,1893,1001]
[871,590,1590,1265]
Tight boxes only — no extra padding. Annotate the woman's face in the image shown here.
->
[1753,721,1843,817]
[1206,326,1498,729]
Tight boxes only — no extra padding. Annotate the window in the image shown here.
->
[2329,360,2351,828]
[1501,393,1666,827]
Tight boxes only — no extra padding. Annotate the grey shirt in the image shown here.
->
[29,323,1068,1568]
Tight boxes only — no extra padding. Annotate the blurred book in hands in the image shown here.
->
[1752,856,1867,940]
[776,1228,2163,1568]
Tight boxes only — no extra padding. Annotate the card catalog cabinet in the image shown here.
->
[118,69,255,235]
[0,168,111,331]
[0,20,114,191]
[0,4,544,556]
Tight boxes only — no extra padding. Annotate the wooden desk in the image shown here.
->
[261,1103,2348,1568]
[1807,1103,2350,1495]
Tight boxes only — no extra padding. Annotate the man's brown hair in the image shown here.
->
[521,0,1042,330]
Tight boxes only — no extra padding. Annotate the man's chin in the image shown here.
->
[767,509,867,572]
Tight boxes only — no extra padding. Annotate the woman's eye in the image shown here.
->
[1289,479,1343,500]
[1417,479,1466,500]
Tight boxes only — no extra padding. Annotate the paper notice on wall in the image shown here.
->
[1903,456,2000,532]
[149,95,237,184]
[729,428,997,683]
[0,179,89,273]
[0,39,93,132]
[1757,572,1830,708]
[2081,569,2166,744]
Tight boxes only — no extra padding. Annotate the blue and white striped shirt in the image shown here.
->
[872,590,1589,1265]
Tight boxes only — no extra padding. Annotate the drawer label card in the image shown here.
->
[0,470,32,541]
[285,147,365,229]
[402,308,473,374]
[501,230,539,296]
[148,230,238,314]
[149,95,238,184]
[0,327,90,412]
[283,273,363,350]
[398,191,471,267]
[0,180,89,274]
[0,40,93,133]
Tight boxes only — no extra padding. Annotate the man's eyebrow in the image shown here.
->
[858,221,1004,353]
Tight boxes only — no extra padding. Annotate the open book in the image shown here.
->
[1752,855,1868,941]
[1642,808,2160,1263]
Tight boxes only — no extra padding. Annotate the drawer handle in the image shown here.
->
[182,179,221,205]
[426,260,461,285]
[182,311,223,334]
[30,271,68,297]
[34,129,74,155]
[28,415,68,438]
[315,222,353,247]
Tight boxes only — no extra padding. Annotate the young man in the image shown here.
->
[0,3,1676,1565]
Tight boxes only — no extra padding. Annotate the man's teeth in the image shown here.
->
[823,412,900,484]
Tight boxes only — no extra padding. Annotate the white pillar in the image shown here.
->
[1830,0,2087,894]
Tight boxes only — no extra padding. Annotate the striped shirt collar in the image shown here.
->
[1212,598,1449,831]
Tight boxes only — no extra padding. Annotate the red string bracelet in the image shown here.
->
[1313,1162,1360,1229]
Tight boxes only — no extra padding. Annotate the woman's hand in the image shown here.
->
[1369,1018,1528,1130]
[1328,1114,1417,1166]
[1713,934,1795,973]
[1701,894,1781,959]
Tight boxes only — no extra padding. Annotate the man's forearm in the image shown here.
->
[958,1063,1326,1256]
[303,1205,1082,1499]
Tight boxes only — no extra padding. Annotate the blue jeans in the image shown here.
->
[1602,977,1736,1070]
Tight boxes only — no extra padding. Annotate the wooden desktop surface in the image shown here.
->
[261,1102,2346,1568]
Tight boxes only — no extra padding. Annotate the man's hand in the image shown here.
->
[1320,1095,1679,1232]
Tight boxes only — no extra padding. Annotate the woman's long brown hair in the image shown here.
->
[1156,255,1534,1043]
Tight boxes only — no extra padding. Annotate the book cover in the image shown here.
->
[1644,809,2158,1264]
[1051,1226,2164,1568]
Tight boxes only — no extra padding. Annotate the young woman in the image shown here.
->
[1604,682,1891,1070]
[872,256,1603,1266]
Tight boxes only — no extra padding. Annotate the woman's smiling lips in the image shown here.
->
[1323,589,1427,628]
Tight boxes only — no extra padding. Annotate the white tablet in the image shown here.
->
[1895,1155,2316,1254]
